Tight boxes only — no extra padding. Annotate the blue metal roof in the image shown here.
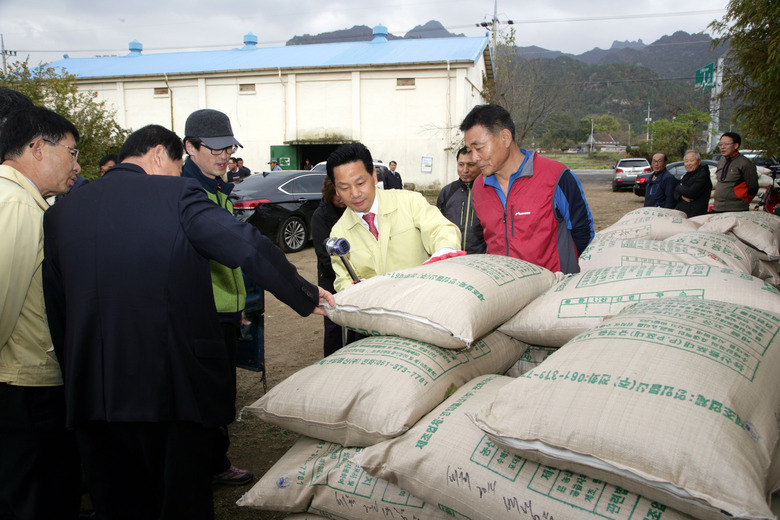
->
[50,35,490,79]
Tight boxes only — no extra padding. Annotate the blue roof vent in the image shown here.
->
[63,54,69,59]
[128,40,143,57]
[372,24,388,43]
[242,32,258,49]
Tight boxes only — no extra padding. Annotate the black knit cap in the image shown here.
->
[184,109,242,149]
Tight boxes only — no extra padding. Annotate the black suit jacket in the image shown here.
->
[383,170,403,190]
[43,164,318,428]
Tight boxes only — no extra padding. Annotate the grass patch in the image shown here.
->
[543,152,624,170]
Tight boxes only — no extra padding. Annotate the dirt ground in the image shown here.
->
[214,174,645,519]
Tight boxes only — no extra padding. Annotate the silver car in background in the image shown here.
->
[612,158,651,192]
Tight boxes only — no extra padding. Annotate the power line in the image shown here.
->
[472,9,725,25]
[8,9,725,56]
[529,76,700,88]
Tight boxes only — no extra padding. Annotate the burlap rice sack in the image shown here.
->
[360,375,692,520]
[664,230,762,278]
[579,237,757,273]
[505,345,556,377]
[237,436,450,519]
[475,298,780,519]
[244,332,527,446]
[594,214,700,242]
[692,212,780,260]
[326,254,560,349]
[620,207,688,219]
[499,264,780,347]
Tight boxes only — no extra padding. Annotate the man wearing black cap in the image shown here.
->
[181,108,253,486]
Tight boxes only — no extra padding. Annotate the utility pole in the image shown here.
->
[708,57,724,152]
[589,119,594,153]
[491,0,498,52]
[1,34,17,75]
[476,0,514,56]
[645,101,652,142]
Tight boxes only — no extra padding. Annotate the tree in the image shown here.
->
[640,110,711,160]
[711,0,780,152]
[0,59,130,180]
[593,114,620,135]
[539,112,582,151]
[484,28,576,146]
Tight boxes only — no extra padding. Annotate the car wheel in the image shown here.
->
[612,181,619,192]
[278,216,307,253]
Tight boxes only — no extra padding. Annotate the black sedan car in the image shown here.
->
[633,159,717,197]
[231,170,325,253]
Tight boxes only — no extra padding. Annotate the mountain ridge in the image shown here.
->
[287,21,726,79]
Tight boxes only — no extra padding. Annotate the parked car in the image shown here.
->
[612,158,651,191]
[230,169,326,253]
[633,159,718,197]
[312,160,391,186]
[741,150,780,169]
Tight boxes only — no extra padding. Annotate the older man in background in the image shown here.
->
[643,153,677,209]
[674,150,713,217]
[712,132,758,212]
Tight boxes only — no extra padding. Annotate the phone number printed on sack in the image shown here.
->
[522,369,752,437]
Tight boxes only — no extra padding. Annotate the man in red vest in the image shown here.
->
[460,104,594,274]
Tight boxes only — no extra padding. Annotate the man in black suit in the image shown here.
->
[42,124,333,519]
[235,157,251,178]
[383,159,403,189]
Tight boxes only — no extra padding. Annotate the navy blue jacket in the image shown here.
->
[644,169,678,209]
[43,164,318,428]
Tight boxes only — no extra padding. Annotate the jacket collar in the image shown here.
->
[181,158,234,196]
[0,164,50,211]
[483,148,534,208]
[343,188,396,229]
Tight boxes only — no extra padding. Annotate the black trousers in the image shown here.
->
[210,322,238,474]
[0,383,81,520]
[76,421,213,520]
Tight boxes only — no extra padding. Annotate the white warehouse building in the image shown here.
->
[50,25,493,188]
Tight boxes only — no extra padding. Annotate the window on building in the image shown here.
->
[153,87,169,97]
[396,78,415,89]
[239,84,256,94]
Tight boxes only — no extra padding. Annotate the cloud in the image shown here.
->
[0,0,730,64]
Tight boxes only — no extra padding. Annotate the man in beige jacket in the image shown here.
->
[327,142,462,292]
[0,99,83,519]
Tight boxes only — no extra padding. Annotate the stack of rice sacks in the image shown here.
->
[239,208,780,519]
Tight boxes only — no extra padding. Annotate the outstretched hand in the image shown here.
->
[313,286,335,316]
[423,250,467,265]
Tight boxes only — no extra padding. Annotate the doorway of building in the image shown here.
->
[270,144,342,170]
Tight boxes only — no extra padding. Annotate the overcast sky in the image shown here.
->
[0,0,731,66]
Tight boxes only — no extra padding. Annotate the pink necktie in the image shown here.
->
[363,213,379,240]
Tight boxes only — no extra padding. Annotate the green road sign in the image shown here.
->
[695,62,715,91]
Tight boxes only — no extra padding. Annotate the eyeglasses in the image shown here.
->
[37,139,79,161]
[202,144,238,156]
[719,141,735,147]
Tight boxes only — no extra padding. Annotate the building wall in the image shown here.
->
[76,57,487,188]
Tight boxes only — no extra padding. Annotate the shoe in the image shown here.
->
[212,464,254,486]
